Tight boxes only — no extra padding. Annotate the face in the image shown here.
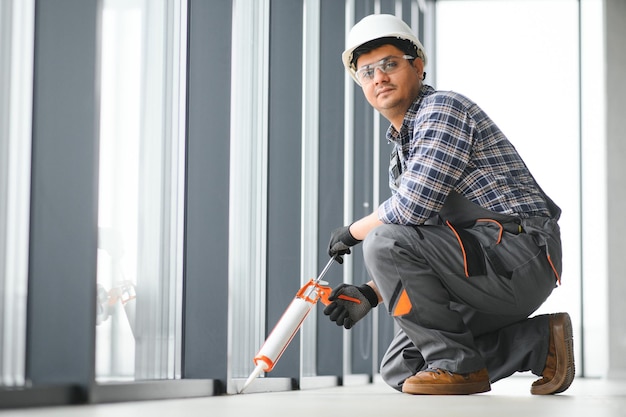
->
[355,44,424,127]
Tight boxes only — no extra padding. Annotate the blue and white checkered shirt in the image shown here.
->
[379,85,551,225]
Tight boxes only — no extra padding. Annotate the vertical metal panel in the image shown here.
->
[27,0,99,393]
[379,0,395,14]
[265,0,304,381]
[300,0,321,379]
[347,0,375,378]
[401,0,411,19]
[183,0,231,387]
[316,0,346,378]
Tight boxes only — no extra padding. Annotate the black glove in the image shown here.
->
[328,225,361,264]
[323,283,379,329]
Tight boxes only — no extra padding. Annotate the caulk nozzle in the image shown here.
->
[239,363,265,393]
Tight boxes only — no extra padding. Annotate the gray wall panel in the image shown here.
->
[183,0,232,388]
[350,0,376,377]
[27,0,99,393]
[316,0,346,377]
[266,0,303,381]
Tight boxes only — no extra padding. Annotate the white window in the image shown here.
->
[96,0,187,380]
[435,0,605,375]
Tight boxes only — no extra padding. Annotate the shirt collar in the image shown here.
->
[386,84,436,144]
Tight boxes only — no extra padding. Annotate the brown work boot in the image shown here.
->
[402,367,491,395]
[531,312,575,395]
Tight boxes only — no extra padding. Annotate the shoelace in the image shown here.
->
[424,367,476,380]
[424,368,456,376]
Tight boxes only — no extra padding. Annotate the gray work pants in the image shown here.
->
[362,219,559,391]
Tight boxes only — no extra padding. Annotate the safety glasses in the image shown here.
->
[355,55,415,84]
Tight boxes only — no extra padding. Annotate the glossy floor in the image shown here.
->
[1,375,625,417]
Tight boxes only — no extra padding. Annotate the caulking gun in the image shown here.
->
[239,256,360,393]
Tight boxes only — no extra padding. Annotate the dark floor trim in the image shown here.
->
[0,379,217,410]
[90,379,216,404]
[0,385,83,409]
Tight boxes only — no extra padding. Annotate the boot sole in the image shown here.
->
[531,312,575,395]
[402,380,491,395]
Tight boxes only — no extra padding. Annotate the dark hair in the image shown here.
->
[350,37,418,69]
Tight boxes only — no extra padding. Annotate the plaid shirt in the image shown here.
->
[379,84,551,225]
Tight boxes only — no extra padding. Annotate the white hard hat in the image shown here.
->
[342,14,427,84]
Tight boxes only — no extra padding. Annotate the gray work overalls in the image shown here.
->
[363,189,562,391]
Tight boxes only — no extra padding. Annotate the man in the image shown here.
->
[324,14,574,396]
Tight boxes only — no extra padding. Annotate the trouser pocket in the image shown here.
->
[445,221,487,278]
